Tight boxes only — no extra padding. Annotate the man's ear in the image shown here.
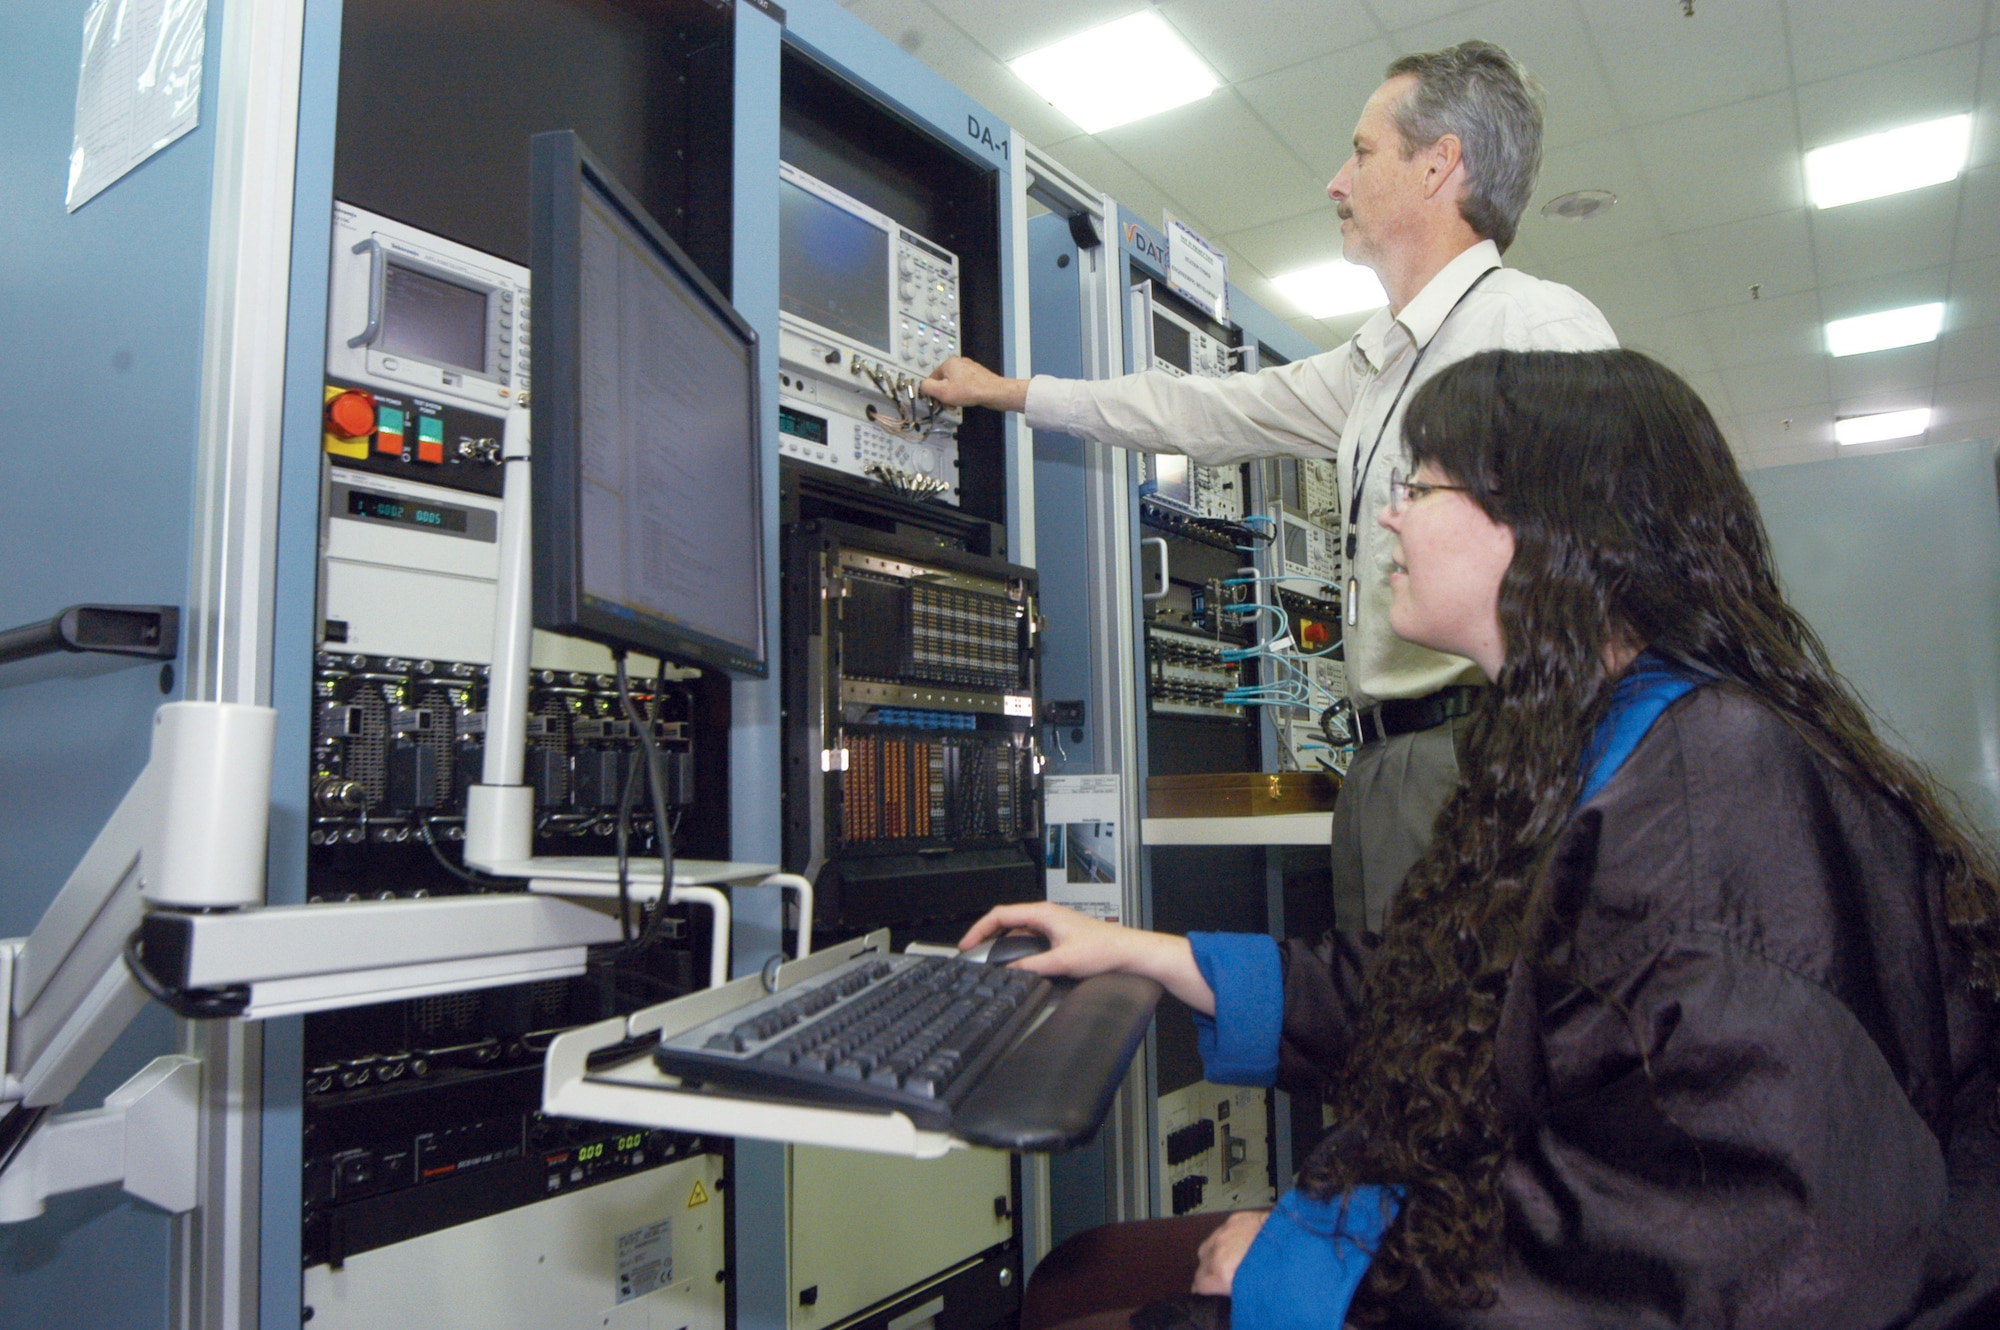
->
[1422,133,1465,202]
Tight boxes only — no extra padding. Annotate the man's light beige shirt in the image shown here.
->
[1023,240,1617,709]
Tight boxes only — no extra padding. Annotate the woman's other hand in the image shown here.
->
[1190,1209,1270,1296]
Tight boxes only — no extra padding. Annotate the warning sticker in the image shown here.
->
[687,1178,710,1208]
[615,1218,672,1305]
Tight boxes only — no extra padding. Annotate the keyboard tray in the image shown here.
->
[541,931,1160,1157]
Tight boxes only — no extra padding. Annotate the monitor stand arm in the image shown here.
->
[458,407,812,967]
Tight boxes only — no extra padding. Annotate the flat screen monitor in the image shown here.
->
[529,131,767,677]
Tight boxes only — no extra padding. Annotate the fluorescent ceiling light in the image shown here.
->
[1805,114,1973,208]
[1272,260,1387,319]
[1009,12,1218,134]
[1825,302,1946,357]
[1835,407,1931,446]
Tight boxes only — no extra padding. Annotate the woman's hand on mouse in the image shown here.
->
[956,902,1215,1014]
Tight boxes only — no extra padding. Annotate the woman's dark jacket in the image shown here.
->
[1281,686,2000,1327]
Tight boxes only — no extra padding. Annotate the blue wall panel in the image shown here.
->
[1749,440,2000,836]
[0,0,225,1326]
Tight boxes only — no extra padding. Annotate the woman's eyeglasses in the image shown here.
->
[1387,467,1476,514]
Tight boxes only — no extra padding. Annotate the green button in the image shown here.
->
[418,415,444,443]
[377,406,406,435]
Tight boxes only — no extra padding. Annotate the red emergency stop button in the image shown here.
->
[326,389,377,439]
[1301,621,1330,647]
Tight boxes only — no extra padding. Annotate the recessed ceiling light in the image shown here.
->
[1272,260,1387,319]
[1835,407,1931,445]
[1540,189,1617,221]
[1824,303,1946,357]
[1805,114,1973,209]
[1009,12,1219,135]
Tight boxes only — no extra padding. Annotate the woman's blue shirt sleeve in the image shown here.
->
[1232,1186,1399,1329]
[1187,932,1283,1087]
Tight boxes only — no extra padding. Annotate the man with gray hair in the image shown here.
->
[925,41,1615,935]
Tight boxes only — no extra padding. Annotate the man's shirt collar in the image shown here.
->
[1352,239,1504,372]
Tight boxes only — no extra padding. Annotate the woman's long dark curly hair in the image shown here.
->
[1301,348,2000,1312]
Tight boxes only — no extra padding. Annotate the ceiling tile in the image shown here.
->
[1679,368,1737,423]
[1619,313,1720,377]
[1784,0,1985,85]
[1826,341,1941,401]
[1979,35,2000,168]
[1037,136,1220,239]
[1538,239,1699,327]
[1720,356,1832,415]
[921,0,1144,62]
[1936,322,2000,382]
[1157,0,1383,84]
[1215,208,1349,277]
[1954,164,2000,261]
[1809,185,1960,287]
[1366,0,1495,31]
[1522,133,1665,261]
[1386,0,1619,150]
[1575,0,1791,123]
[1928,376,2000,437]
[1794,42,1982,151]
[1737,402,1841,456]
[1817,263,1953,324]
[1698,291,1824,367]
[1832,385,1934,420]
[844,0,1084,147]
[1100,91,1332,233]
[1665,210,1817,313]
[1632,92,1803,232]
[1237,39,1399,175]
[1948,256,2000,328]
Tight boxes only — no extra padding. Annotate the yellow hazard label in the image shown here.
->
[687,1178,710,1208]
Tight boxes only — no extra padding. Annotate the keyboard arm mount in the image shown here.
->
[0,701,785,1223]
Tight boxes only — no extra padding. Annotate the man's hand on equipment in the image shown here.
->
[921,356,1030,412]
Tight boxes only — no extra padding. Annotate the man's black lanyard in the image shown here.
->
[1343,267,1496,626]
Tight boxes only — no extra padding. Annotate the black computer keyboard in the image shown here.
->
[652,953,1053,1131]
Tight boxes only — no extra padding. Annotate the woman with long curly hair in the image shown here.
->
[967,348,2000,1330]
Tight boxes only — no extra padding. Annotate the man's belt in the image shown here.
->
[1354,685,1481,746]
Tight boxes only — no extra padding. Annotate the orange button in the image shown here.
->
[416,439,444,464]
[325,389,376,439]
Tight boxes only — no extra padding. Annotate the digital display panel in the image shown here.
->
[1284,522,1308,569]
[1151,313,1192,373]
[573,178,764,663]
[380,261,489,374]
[346,488,470,533]
[779,405,828,444]
[779,176,891,352]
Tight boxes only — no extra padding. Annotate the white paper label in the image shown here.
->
[1164,215,1229,325]
[615,1218,673,1305]
[1004,693,1034,717]
[68,0,208,212]
[1044,774,1123,922]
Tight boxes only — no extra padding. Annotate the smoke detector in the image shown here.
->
[1540,189,1617,221]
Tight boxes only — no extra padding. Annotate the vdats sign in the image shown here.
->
[1123,221,1168,270]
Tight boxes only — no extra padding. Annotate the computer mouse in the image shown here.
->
[961,930,1051,966]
